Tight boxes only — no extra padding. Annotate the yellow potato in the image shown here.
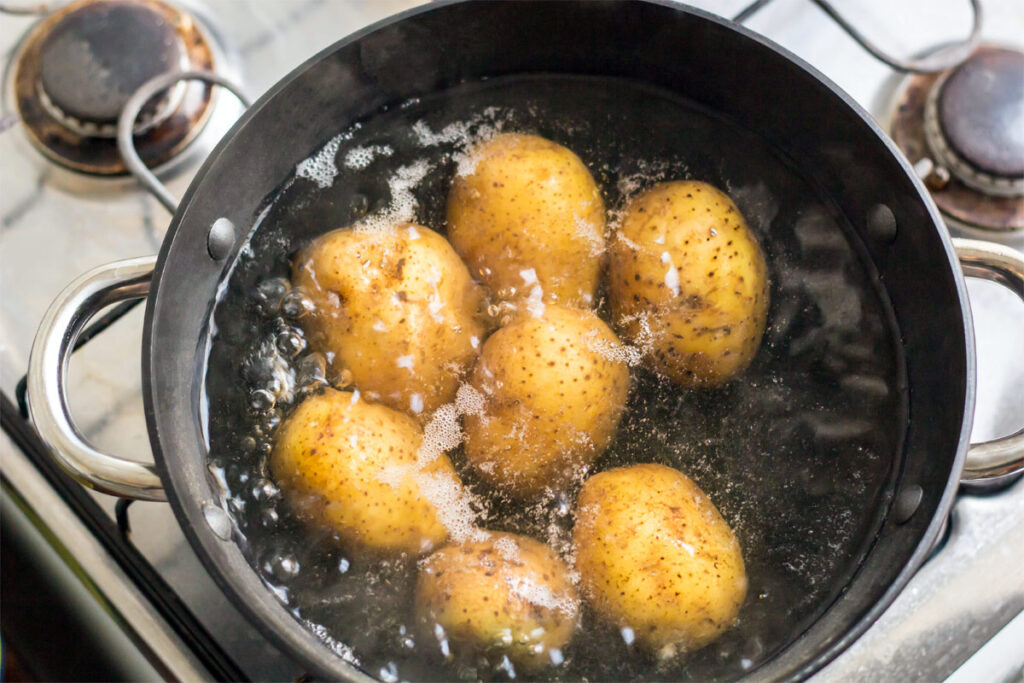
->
[463,304,630,499]
[292,223,485,418]
[270,388,462,557]
[446,133,606,309]
[608,180,769,387]
[415,531,579,672]
[573,463,747,657]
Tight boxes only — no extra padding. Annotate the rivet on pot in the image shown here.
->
[893,484,923,524]
[208,217,237,260]
[202,502,232,540]
[867,204,898,243]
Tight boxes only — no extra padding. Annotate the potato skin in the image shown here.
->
[270,388,459,557]
[463,304,630,499]
[447,133,606,308]
[415,532,579,672]
[573,463,747,657]
[292,223,484,418]
[608,181,769,387]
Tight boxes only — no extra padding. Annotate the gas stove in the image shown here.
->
[1,1,1022,680]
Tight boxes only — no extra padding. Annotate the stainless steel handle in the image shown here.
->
[954,238,1024,483]
[27,257,165,501]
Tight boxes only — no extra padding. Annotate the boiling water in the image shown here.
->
[204,75,905,682]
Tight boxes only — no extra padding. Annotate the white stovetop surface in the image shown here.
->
[1,1,1022,680]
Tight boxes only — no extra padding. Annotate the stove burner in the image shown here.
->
[890,46,1024,236]
[13,0,218,175]
[925,48,1024,198]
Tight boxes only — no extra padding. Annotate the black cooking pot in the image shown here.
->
[27,1,1024,680]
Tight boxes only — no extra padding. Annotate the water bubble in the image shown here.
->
[378,662,399,683]
[255,278,290,315]
[251,478,280,503]
[338,557,351,574]
[276,329,306,358]
[260,507,280,527]
[240,435,257,454]
[280,290,315,319]
[295,353,328,389]
[260,412,282,433]
[225,464,250,489]
[350,193,369,217]
[250,388,276,412]
[264,553,300,582]
[554,493,571,517]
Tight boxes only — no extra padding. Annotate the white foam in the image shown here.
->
[454,383,485,416]
[295,132,348,189]
[343,144,393,170]
[396,355,415,370]
[410,108,509,178]
[354,159,433,233]
[411,107,504,147]
[614,231,643,253]
[519,268,538,286]
[506,575,578,617]
[583,318,650,367]
[575,214,606,257]
[409,393,424,415]
[417,470,487,543]
[493,535,521,562]
[615,159,670,199]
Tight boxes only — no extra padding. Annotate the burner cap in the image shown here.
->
[890,45,1024,237]
[925,48,1024,197]
[13,0,219,175]
[37,1,189,135]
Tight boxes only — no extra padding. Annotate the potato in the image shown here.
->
[415,531,579,672]
[270,388,463,557]
[463,304,630,499]
[446,133,606,309]
[573,463,747,657]
[292,223,485,418]
[608,180,769,387]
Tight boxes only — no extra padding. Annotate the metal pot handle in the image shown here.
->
[26,257,165,501]
[20,71,249,501]
[953,238,1024,483]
